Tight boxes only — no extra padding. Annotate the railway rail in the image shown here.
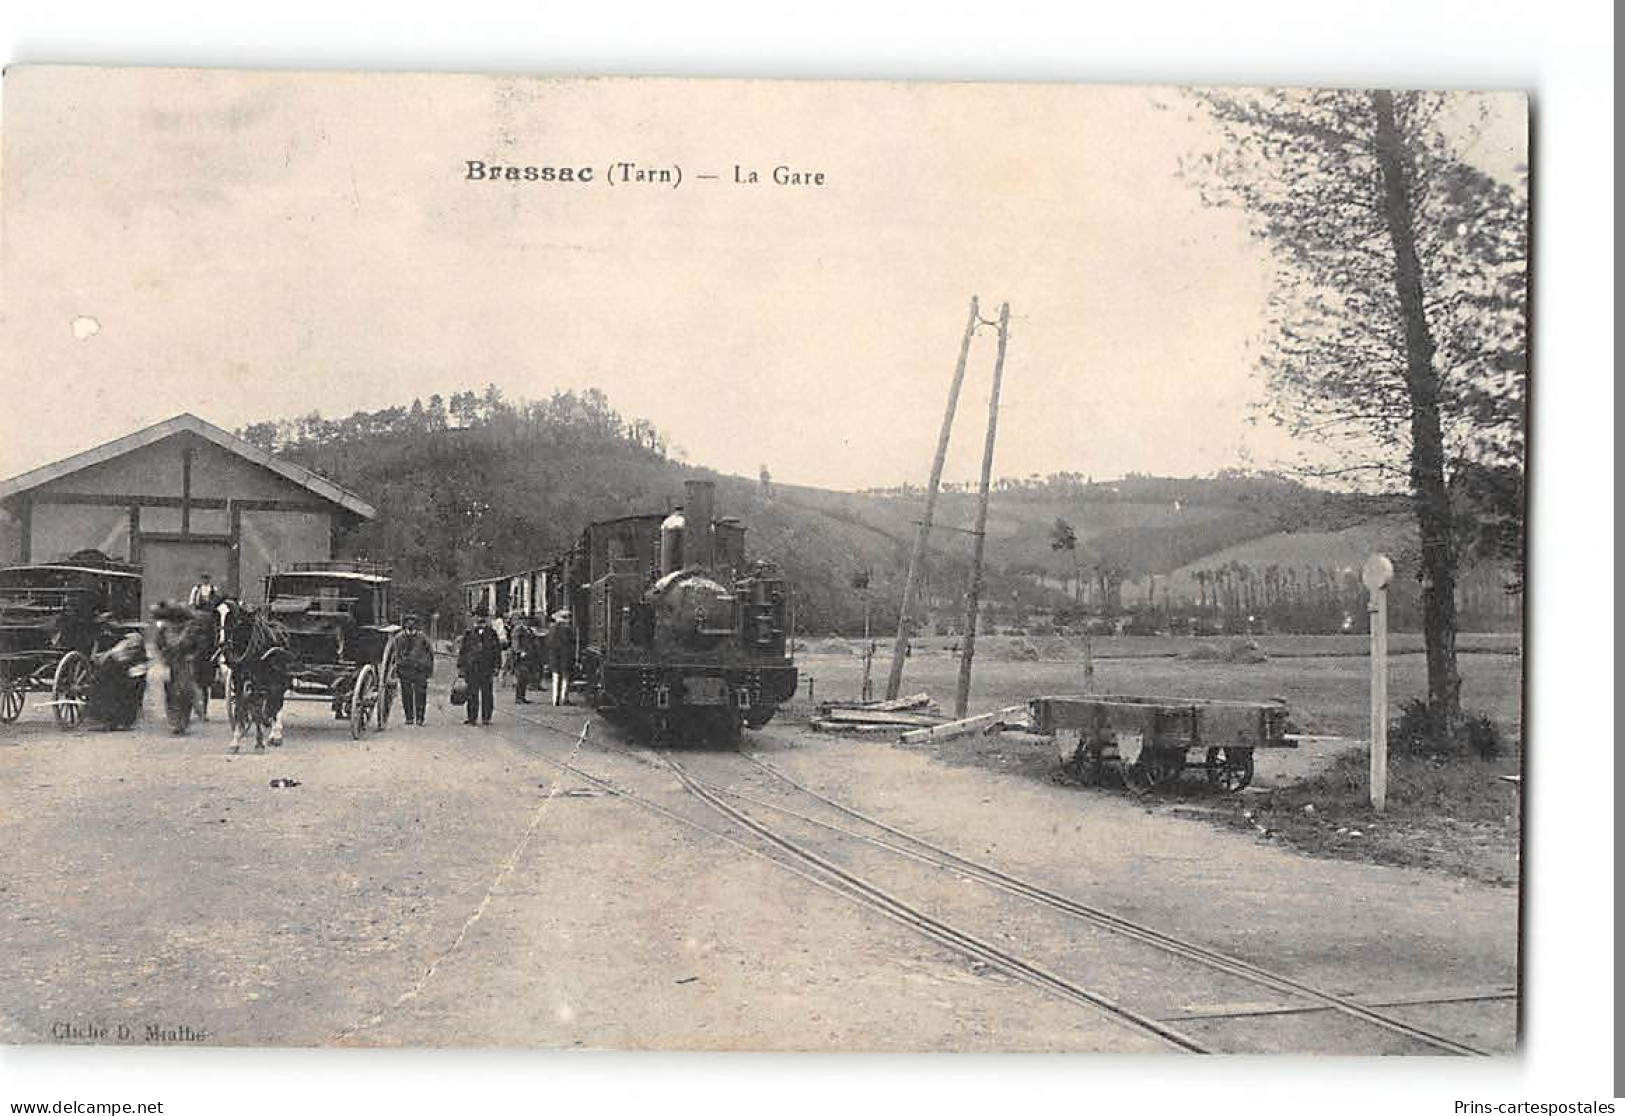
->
[496,705,1500,1056]
[495,707,1205,1051]
[715,751,1493,1056]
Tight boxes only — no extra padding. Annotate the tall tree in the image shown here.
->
[1188,89,1526,735]
[1050,517,1084,605]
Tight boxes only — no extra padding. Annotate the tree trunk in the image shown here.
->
[1371,89,1463,732]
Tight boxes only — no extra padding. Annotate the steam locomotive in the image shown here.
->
[473,480,797,739]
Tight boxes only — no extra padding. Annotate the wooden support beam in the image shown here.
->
[955,301,1009,719]
[898,705,1027,745]
[886,297,979,700]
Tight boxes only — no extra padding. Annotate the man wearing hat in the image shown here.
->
[510,612,541,704]
[545,609,576,706]
[456,604,505,726]
[395,612,435,725]
[187,571,221,611]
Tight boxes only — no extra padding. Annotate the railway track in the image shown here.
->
[496,706,1501,1055]
[495,709,1206,1051]
[716,750,1495,1056]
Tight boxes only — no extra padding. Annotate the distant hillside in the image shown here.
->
[1153,514,1519,632]
[1163,514,1418,598]
[242,389,1493,634]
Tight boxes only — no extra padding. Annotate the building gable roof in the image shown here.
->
[0,413,376,520]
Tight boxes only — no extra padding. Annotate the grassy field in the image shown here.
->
[1196,749,1522,886]
[780,634,1523,884]
[799,631,1521,662]
[786,634,1524,741]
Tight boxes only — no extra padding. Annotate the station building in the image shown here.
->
[0,413,375,610]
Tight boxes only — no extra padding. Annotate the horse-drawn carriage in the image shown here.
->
[0,554,144,727]
[255,561,402,739]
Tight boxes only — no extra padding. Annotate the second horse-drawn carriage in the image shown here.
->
[253,560,402,739]
[0,553,144,727]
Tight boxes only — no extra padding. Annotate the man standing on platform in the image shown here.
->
[395,612,434,726]
[187,571,221,610]
[546,609,576,706]
[511,613,541,704]
[457,604,503,726]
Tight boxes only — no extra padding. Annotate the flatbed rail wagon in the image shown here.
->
[1028,693,1294,792]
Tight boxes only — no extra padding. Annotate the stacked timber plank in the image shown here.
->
[811,693,944,734]
[810,693,1035,744]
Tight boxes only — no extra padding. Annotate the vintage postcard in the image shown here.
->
[0,66,1526,1055]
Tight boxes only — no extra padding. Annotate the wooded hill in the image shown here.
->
[241,388,1519,635]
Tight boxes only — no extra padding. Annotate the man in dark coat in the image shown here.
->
[546,610,576,706]
[395,613,435,725]
[511,613,542,704]
[456,604,504,726]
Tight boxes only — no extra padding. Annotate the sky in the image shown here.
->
[2,69,1525,492]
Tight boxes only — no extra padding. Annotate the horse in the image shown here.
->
[218,599,294,752]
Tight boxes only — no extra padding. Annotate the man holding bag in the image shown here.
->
[456,604,504,726]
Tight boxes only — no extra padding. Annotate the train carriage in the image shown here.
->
[463,566,557,625]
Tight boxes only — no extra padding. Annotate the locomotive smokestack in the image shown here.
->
[684,480,716,569]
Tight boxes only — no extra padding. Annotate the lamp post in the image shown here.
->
[1362,553,1394,812]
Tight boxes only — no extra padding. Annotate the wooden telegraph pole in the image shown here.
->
[954,303,1010,719]
[886,297,980,700]
[1363,553,1394,812]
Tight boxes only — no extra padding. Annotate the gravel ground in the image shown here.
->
[0,678,1518,1053]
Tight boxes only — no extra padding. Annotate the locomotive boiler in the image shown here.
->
[562,479,797,739]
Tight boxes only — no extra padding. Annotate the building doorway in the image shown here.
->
[140,540,231,612]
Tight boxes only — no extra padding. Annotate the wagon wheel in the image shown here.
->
[0,669,24,724]
[375,636,399,731]
[1061,736,1104,786]
[1123,748,1184,794]
[349,663,379,740]
[52,651,91,729]
[1205,746,1255,793]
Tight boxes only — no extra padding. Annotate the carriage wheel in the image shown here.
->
[1062,738,1104,786]
[0,673,24,723]
[52,651,91,729]
[375,638,399,731]
[1123,748,1185,794]
[1205,747,1255,793]
[349,664,379,740]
